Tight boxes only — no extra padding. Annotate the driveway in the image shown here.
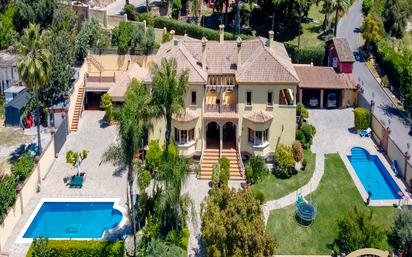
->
[308,109,376,154]
[337,0,412,154]
[4,111,128,257]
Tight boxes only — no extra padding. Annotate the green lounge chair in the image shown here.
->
[68,176,83,188]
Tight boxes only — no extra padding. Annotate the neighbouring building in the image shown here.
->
[0,49,20,96]
[326,38,356,74]
[144,27,299,180]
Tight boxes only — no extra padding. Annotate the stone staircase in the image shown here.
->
[70,87,84,132]
[88,55,104,73]
[199,148,244,180]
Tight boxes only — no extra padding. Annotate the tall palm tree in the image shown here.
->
[15,23,51,155]
[317,0,334,31]
[333,0,350,36]
[102,79,155,255]
[150,58,188,160]
[155,155,193,231]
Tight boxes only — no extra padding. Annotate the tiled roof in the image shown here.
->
[243,110,273,123]
[108,63,148,101]
[152,36,299,84]
[172,108,199,122]
[295,66,353,89]
[0,49,19,66]
[147,42,207,84]
[331,38,355,63]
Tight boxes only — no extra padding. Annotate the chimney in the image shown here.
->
[236,37,242,69]
[268,30,274,49]
[219,24,225,44]
[170,30,175,48]
[201,37,208,71]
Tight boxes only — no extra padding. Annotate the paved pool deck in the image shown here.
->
[4,111,129,257]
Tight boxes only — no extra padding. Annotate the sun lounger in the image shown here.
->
[391,160,401,177]
[360,128,372,137]
[68,176,83,188]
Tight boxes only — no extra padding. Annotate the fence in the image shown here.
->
[371,112,412,187]
[0,134,56,252]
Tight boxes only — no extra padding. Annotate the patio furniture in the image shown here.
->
[391,160,401,177]
[68,175,84,188]
[360,128,372,137]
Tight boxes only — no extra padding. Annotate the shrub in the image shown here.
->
[274,144,296,178]
[101,93,114,123]
[296,103,309,118]
[301,158,307,171]
[245,155,268,184]
[111,21,134,54]
[162,139,177,159]
[138,170,151,192]
[295,130,306,143]
[211,164,220,186]
[0,175,17,222]
[362,0,373,15]
[180,227,190,250]
[162,31,171,43]
[153,16,245,41]
[145,140,163,172]
[300,123,315,147]
[354,107,370,130]
[138,12,154,26]
[292,141,303,162]
[26,240,124,257]
[11,152,35,183]
[219,156,230,186]
[254,190,266,204]
[124,4,138,21]
[32,238,48,257]
[284,43,325,65]
[390,209,412,254]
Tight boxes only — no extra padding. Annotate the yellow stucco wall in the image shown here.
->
[238,84,297,158]
[148,83,297,158]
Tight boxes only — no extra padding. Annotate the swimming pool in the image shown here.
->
[347,147,402,200]
[17,199,124,242]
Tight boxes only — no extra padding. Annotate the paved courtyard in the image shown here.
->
[4,111,128,257]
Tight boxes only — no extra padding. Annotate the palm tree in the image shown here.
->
[102,79,155,255]
[333,0,350,36]
[317,0,334,31]
[155,155,194,231]
[15,23,51,155]
[150,58,188,160]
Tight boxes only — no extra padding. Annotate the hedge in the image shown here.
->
[354,107,370,130]
[26,240,124,257]
[284,43,325,65]
[0,175,17,223]
[11,152,35,183]
[154,16,250,41]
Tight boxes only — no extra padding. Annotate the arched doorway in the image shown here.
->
[223,122,236,149]
[206,121,220,149]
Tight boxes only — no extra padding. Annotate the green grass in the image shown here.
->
[253,150,316,201]
[288,4,326,48]
[266,154,397,255]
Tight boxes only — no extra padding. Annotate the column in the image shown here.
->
[320,89,324,109]
[219,124,223,153]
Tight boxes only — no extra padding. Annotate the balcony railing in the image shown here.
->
[205,104,237,113]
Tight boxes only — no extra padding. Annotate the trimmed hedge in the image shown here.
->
[284,43,325,65]
[0,175,17,223]
[26,240,124,257]
[154,16,248,41]
[354,107,370,130]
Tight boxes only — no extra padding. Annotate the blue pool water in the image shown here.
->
[23,201,123,239]
[348,147,402,200]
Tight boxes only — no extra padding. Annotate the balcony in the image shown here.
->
[204,104,238,119]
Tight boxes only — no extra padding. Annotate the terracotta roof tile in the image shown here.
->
[173,108,199,122]
[332,38,355,63]
[243,110,273,123]
[295,66,352,89]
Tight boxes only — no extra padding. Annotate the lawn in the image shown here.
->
[253,150,316,201]
[267,154,398,255]
[287,4,326,48]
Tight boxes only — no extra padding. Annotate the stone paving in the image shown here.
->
[4,111,128,257]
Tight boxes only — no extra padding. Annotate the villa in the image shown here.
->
[144,26,299,179]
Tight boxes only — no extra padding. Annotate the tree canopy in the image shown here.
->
[201,186,277,256]
[361,13,382,46]
[383,0,409,38]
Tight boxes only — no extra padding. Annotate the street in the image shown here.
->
[337,0,412,154]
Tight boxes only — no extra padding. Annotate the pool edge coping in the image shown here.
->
[340,147,410,207]
[15,197,128,244]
